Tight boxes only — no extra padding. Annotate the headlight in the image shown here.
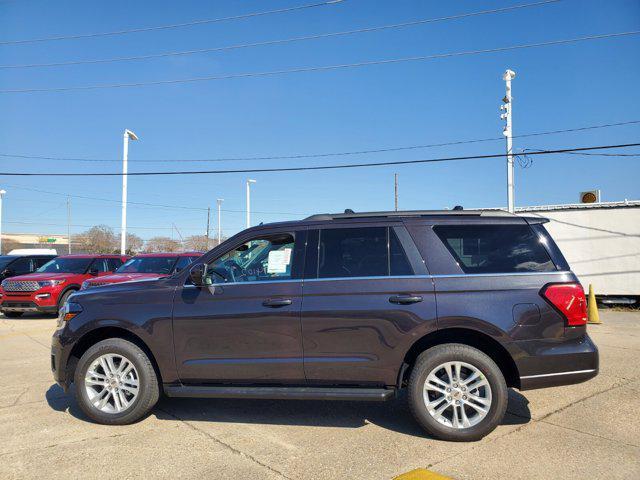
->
[57,301,82,328]
[37,280,66,288]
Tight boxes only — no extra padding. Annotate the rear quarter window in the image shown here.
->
[433,224,557,274]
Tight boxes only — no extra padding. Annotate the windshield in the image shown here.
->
[116,257,177,274]
[37,257,92,274]
[0,256,16,271]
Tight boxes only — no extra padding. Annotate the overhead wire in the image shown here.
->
[2,31,638,94]
[2,120,638,163]
[0,143,637,177]
[0,1,562,69]
[0,1,343,46]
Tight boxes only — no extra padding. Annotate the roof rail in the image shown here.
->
[304,209,515,221]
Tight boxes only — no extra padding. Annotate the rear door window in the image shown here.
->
[107,258,123,271]
[433,224,556,274]
[90,259,110,273]
[317,226,414,278]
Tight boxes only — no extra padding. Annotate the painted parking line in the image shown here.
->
[0,327,54,340]
[393,468,453,480]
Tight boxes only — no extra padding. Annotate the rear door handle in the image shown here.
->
[262,298,293,308]
[389,294,423,305]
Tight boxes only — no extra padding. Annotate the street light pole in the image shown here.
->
[217,198,224,245]
[67,196,71,254]
[120,129,138,255]
[394,173,399,211]
[246,179,256,228]
[501,69,516,213]
[0,189,5,254]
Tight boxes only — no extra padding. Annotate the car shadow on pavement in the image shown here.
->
[46,385,531,437]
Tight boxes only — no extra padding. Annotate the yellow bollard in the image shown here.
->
[587,284,601,324]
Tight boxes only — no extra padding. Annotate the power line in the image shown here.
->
[0,1,561,69]
[2,120,638,163]
[2,30,638,94]
[0,143,636,177]
[0,1,342,46]
[2,184,311,216]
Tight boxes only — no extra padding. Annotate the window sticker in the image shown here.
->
[267,248,292,274]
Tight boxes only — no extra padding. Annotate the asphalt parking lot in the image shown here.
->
[1,311,638,480]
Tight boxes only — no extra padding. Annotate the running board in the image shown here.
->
[164,385,394,401]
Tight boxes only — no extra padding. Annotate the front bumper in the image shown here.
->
[1,300,58,314]
[514,333,599,390]
[51,328,70,388]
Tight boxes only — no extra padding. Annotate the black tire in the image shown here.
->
[57,289,76,311]
[74,338,160,425]
[407,343,508,442]
[3,311,23,318]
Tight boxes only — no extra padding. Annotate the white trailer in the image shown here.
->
[515,201,640,301]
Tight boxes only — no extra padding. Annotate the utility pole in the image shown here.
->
[205,206,210,244]
[0,189,5,254]
[121,129,139,255]
[394,173,399,211]
[67,196,71,254]
[501,69,516,213]
[216,199,223,245]
[246,179,256,228]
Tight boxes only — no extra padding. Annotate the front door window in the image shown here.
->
[205,234,295,284]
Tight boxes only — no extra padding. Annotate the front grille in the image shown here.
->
[2,281,40,292]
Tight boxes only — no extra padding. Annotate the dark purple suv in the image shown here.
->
[51,210,598,441]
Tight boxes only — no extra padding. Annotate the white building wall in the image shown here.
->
[518,207,640,296]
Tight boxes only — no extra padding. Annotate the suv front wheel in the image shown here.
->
[74,338,159,425]
[408,343,508,441]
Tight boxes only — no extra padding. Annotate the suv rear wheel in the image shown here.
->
[74,338,159,425]
[408,343,508,441]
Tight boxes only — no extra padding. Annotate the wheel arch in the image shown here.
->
[399,327,520,389]
[58,284,81,306]
[66,326,162,386]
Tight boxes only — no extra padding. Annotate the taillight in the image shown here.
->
[540,283,587,327]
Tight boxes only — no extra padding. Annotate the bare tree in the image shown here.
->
[73,225,118,253]
[183,235,213,252]
[1,238,22,255]
[126,233,144,255]
[144,236,181,253]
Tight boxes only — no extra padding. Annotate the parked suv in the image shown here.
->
[51,210,598,441]
[1,254,128,317]
[81,252,203,290]
[0,253,57,282]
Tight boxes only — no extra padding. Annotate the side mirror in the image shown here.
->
[2,268,13,277]
[189,263,207,287]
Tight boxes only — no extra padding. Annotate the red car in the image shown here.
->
[0,254,128,317]
[80,252,202,290]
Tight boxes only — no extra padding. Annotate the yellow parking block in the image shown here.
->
[393,468,453,480]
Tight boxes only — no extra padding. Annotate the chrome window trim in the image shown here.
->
[182,270,572,288]
[430,270,571,279]
[520,369,596,380]
[305,275,430,283]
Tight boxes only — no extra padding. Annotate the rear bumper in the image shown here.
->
[514,333,599,391]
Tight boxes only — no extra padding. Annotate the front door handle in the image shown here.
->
[389,294,423,305]
[262,298,293,308]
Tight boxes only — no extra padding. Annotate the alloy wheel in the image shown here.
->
[84,353,140,414]
[423,360,492,429]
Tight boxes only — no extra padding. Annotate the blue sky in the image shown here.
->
[0,0,639,240]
